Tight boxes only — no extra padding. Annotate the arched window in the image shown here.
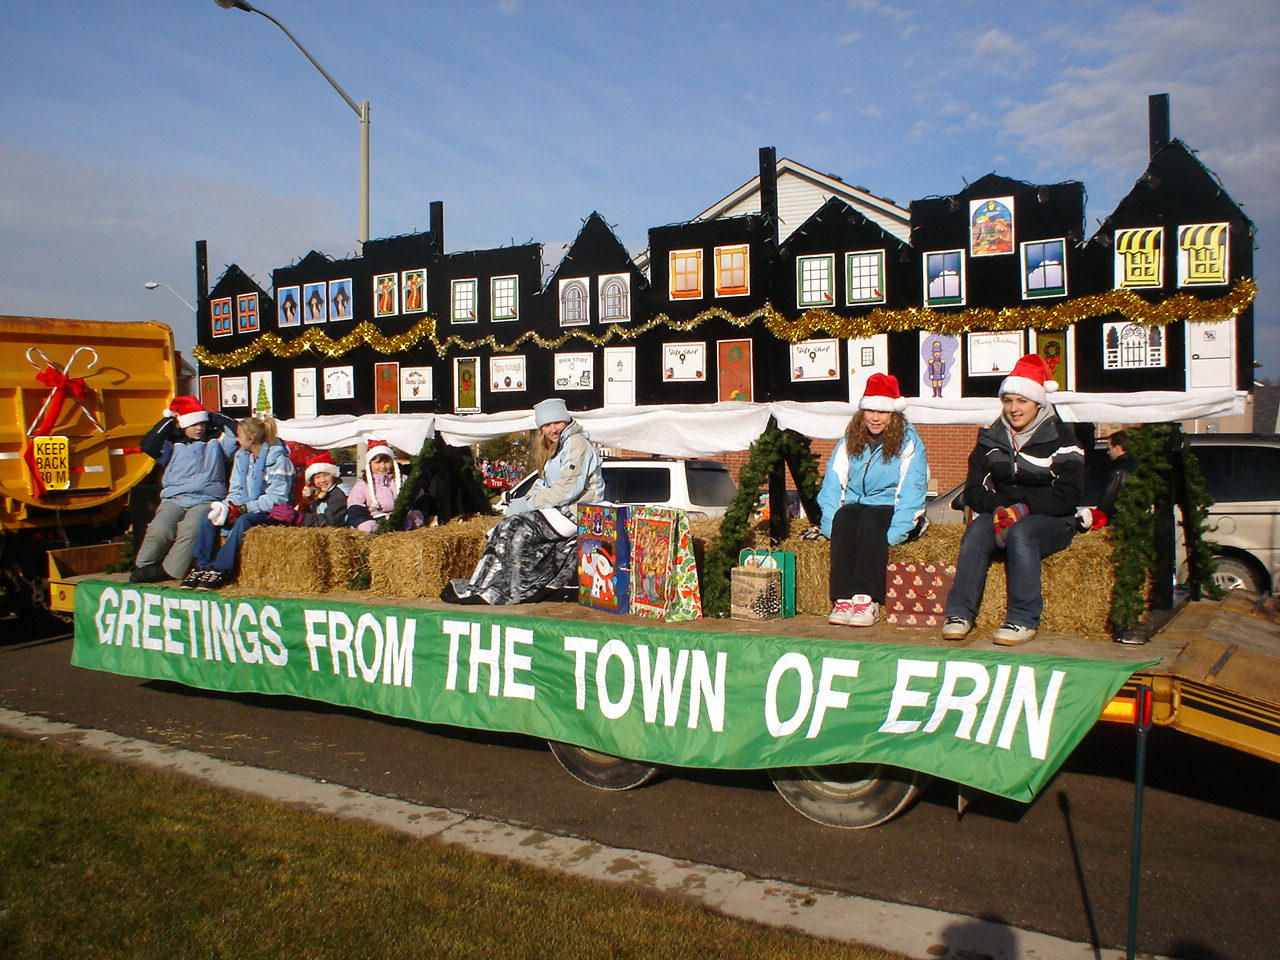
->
[560,279,589,326]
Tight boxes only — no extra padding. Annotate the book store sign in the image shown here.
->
[33,435,71,491]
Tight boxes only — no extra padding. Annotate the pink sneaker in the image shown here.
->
[849,594,880,627]
[828,599,855,625]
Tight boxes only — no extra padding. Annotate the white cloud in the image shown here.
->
[837,31,863,44]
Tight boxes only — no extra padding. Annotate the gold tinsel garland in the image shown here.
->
[193,278,1256,370]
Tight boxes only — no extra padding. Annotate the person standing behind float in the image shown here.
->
[181,416,294,590]
[445,397,604,605]
[817,374,928,627]
[130,396,238,583]
[941,354,1084,646]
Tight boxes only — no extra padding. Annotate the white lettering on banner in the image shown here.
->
[764,653,861,739]
[92,589,287,669]
[879,659,1064,759]
[566,635,727,732]
[439,620,534,700]
[302,608,414,687]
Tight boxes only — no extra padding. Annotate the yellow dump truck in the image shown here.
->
[0,316,176,613]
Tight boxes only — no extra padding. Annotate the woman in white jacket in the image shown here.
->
[446,397,604,604]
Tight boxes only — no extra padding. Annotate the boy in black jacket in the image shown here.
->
[941,355,1084,645]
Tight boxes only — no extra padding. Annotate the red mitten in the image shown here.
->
[225,502,245,526]
[993,503,1030,548]
[268,503,298,525]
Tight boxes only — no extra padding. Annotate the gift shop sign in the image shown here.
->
[32,436,71,491]
[73,582,1154,802]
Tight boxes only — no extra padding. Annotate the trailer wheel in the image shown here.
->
[547,742,662,791]
[769,763,926,829]
[1212,555,1266,595]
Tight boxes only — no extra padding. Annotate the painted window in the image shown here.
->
[714,244,749,297]
[845,250,885,305]
[1178,223,1229,287]
[451,278,477,323]
[1104,321,1165,370]
[669,249,702,300]
[599,274,629,321]
[1021,239,1067,299]
[796,254,835,307]
[491,275,518,321]
[923,250,965,307]
[211,297,232,338]
[560,278,589,326]
[235,293,260,333]
[1114,227,1163,289]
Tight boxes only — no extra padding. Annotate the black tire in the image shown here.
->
[769,763,926,829]
[547,742,662,791]
[1212,555,1267,594]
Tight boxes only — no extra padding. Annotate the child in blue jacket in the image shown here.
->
[817,374,928,627]
[130,396,237,583]
[182,415,295,590]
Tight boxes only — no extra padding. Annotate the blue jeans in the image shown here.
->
[944,513,1075,628]
[192,511,272,573]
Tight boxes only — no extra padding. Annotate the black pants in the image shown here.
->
[828,503,893,602]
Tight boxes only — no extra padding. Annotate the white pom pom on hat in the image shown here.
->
[166,395,209,428]
[999,354,1058,406]
[858,373,907,413]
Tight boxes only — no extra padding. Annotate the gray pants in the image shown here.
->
[136,501,212,579]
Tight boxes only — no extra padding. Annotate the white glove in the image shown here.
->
[207,500,229,526]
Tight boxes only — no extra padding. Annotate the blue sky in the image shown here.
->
[2,0,1277,379]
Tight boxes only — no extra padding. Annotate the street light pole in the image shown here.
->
[213,0,370,251]
[144,281,197,313]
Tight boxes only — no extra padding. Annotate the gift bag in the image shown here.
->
[737,549,796,618]
[883,562,957,626]
[731,565,783,621]
[577,503,630,614]
[628,506,702,622]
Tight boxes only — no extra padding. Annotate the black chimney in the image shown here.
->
[758,146,779,246]
[429,200,445,255]
[1149,93,1170,159]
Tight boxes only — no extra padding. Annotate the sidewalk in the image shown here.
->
[0,708,1162,960]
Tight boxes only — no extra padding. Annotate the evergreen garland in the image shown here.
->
[1108,424,1221,632]
[701,420,822,617]
[376,435,438,535]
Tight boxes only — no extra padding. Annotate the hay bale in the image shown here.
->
[238,526,368,595]
[366,516,498,599]
[737,519,1114,637]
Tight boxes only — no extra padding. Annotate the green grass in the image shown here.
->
[0,737,904,960]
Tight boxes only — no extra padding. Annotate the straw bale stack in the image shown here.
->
[737,519,1114,638]
[366,516,499,599]
[237,526,368,595]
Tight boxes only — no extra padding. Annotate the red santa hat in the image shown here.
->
[999,354,1058,407]
[165,395,209,428]
[858,373,906,412]
[303,452,340,482]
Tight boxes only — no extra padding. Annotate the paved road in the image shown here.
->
[3,619,1276,960]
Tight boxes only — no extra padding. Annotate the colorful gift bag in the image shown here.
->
[737,549,796,618]
[577,503,630,614]
[883,562,957,626]
[628,506,702,622]
[730,565,783,621]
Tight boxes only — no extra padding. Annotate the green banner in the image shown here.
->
[72,581,1156,801]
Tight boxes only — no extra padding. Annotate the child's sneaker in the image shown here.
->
[941,616,973,640]
[827,599,856,626]
[993,622,1036,645]
[848,594,879,627]
[195,569,226,591]
[178,568,206,590]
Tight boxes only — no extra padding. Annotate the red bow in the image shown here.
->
[35,365,89,404]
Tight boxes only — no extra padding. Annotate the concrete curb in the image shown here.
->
[0,708,1159,960]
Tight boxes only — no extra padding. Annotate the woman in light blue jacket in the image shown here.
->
[182,416,295,591]
[817,374,928,627]
[446,397,604,605]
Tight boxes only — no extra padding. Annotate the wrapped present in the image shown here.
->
[577,503,630,614]
[883,561,957,626]
[731,565,783,621]
[628,506,702,621]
